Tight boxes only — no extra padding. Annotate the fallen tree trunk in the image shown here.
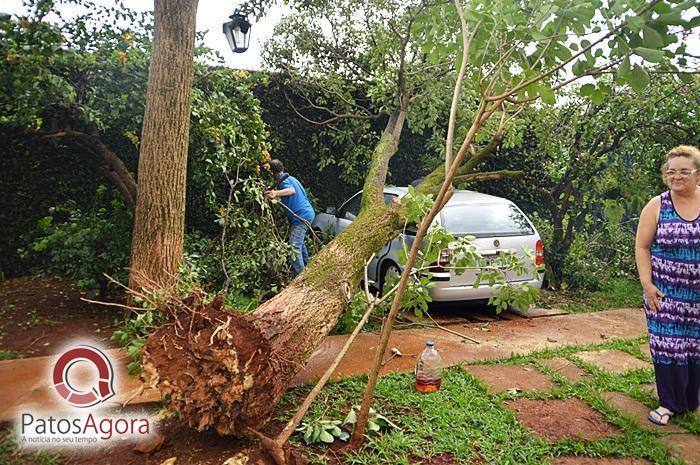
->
[142,117,408,435]
[140,107,510,435]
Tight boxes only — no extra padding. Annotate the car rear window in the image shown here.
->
[440,203,534,237]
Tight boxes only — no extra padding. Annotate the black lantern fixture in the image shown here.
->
[223,11,251,54]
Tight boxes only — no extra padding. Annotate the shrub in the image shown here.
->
[19,186,131,296]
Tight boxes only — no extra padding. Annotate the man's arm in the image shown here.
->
[265,187,295,198]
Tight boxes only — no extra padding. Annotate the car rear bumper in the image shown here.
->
[428,276,543,302]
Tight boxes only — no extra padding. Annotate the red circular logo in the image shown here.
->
[52,345,115,408]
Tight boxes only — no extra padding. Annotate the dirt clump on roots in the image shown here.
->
[141,293,278,436]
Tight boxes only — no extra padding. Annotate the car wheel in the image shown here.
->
[380,261,401,295]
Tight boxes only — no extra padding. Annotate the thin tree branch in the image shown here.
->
[445,0,478,174]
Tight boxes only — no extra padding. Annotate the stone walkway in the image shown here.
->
[462,348,699,465]
[2,307,697,464]
[0,307,644,424]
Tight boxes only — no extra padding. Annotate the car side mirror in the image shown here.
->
[326,206,337,216]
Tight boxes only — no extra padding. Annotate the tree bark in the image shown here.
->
[129,0,199,290]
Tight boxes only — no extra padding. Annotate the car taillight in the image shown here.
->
[429,249,451,272]
[535,240,543,267]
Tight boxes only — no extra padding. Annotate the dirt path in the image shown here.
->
[0,277,118,358]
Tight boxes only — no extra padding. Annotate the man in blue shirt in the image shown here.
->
[265,159,315,276]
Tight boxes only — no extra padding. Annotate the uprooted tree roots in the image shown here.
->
[141,293,284,435]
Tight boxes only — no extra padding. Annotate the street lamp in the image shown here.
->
[222,11,251,54]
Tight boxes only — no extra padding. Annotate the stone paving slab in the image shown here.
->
[640,383,658,398]
[0,308,647,423]
[638,343,652,360]
[506,398,621,442]
[508,306,570,318]
[662,434,700,465]
[573,350,651,374]
[463,364,557,393]
[601,392,684,433]
[535,358,592,384]
[551,457,652,465]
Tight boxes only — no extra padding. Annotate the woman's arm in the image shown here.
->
[635,196,663,312]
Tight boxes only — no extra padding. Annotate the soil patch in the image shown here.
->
[506,398,621,442]
[573,350,651,374]
[535,358,592,384]
[463,364,557,393]
[0,277,118,358]
[550,457,652,465]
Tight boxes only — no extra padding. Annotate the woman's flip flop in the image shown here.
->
[648,408,673,425]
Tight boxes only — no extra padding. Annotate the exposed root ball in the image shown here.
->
[141,294,277,435]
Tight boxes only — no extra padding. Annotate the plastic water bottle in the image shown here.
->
[415,341,442,392]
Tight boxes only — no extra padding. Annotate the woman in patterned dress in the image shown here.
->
[635,145,700,425]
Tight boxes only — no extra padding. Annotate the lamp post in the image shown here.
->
[222,11,251,54]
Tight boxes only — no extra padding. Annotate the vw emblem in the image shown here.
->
[493,239,500,247]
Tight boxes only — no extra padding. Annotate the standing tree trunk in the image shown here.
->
[129,0,199,290]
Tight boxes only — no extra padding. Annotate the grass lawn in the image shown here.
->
[538,278,643,313]
[282,337,699,464]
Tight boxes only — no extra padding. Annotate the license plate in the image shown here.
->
[484,255,505,269]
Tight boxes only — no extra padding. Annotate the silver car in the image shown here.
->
[312,187,544,302]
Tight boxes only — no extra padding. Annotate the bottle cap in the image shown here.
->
[426,341,434,347]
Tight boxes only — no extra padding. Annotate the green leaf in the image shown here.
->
[590,89,605,105]
[303,424,313,444]
[657,11,684,26]
[634,47,665,63]
[319,430,335,443]
[539,84,555,105]
[343,408,357,425]
[311,425,322,443]
[626,64,650,93]
[579,83,595,97]
[616,56,631,83]
[627,16,645,33]
[641,27,664,48]
[572,60,587,76]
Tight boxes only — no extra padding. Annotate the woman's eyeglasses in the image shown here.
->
[664,169,697,178]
